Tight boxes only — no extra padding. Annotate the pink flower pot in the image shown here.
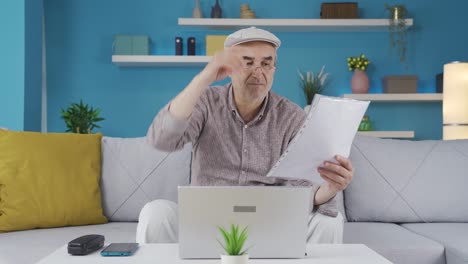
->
[351,69,370,94]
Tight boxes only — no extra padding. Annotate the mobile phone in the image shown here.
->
[100,243,139,257]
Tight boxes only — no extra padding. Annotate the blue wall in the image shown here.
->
[0,0,42,131]
[24,0,43,131]
[44,0,468,139]
[0,1,25,130]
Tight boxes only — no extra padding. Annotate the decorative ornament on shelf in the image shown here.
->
[211,0,222,18]
[218,224,250,264]
[298,66,330,113]
[385,4,409,63]
[358,115,373,131]
[240,4,256,19]
[347,54,371,94]
[193,0,203,18]
[60,99,105,134]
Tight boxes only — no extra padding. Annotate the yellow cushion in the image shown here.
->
[0,131,107,232]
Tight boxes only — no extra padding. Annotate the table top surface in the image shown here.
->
[37,243,392,264]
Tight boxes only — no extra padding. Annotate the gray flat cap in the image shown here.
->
[224,27,281,48]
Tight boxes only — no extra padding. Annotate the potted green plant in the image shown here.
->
[298,65,329,112]
[218,224,250,264]
[358,115,373,131]
[385,4,409,63]
[60,100,105,134]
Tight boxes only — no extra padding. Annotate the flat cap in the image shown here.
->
[224,27,281,48]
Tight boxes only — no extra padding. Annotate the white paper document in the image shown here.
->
[267,94,370,184]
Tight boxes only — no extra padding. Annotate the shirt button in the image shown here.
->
[244,125,248,129]
[243,149,247,153]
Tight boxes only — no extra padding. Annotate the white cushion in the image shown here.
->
[346,135,468,222]
[344,222,445,264]
[402,223,468,264]
[100,137,191,221]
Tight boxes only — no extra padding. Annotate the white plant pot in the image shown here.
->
[220,254,249,264]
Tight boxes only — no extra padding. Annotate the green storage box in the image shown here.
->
[114,35,132,55]
[114,35,151,55]
[132,36,150,55]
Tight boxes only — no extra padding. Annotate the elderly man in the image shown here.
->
[136,27,353,245]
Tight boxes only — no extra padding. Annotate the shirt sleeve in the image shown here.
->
[146,91,208,152]
[244,174,337,217]
[275,177,338,217]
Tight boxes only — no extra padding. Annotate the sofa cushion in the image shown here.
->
[101,137,191,221]
[0,222,137,264]
[0,131,107,232]
[344,222,445,264]
[403,223,468,264]
[345,135,468,222]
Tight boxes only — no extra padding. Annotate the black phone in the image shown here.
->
[101,243,139,257]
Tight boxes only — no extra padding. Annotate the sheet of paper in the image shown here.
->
[267,94,370,184]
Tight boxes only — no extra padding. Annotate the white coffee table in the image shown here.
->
[36,243,392,264]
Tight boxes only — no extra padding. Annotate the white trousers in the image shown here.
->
[136,200,344,245]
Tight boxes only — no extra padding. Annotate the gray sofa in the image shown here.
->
[343,135,468,264]
[0,135,467,264]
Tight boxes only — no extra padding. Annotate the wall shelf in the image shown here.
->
[178,18,414,32]
[358,131,415,139]
[343,93,442,102]
[112,55,211,67]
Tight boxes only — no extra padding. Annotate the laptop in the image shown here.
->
[178,186,312,259]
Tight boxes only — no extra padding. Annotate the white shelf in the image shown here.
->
[178,18,413,32]
[358,131,415,139]
[112,55,211,67]
[343,93,442,102]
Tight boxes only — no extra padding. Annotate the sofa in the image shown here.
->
[0,135,467,264]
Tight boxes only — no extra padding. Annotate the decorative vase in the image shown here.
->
[221,254,249,264]
[211,0,222,18]
[358,115,373,131]
[192,0,203,18]
[351,69,370,94]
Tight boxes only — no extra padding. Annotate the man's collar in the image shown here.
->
[227,82,269,123]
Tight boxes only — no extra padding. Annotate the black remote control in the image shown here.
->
[68,234,105,255]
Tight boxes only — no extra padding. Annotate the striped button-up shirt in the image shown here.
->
[147,83,337,217]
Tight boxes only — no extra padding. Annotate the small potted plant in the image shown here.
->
[347,54,371,93]
[298,65,329,112]
[60,99,105,134]
[385,4,409,63]
[218,224,249,264]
